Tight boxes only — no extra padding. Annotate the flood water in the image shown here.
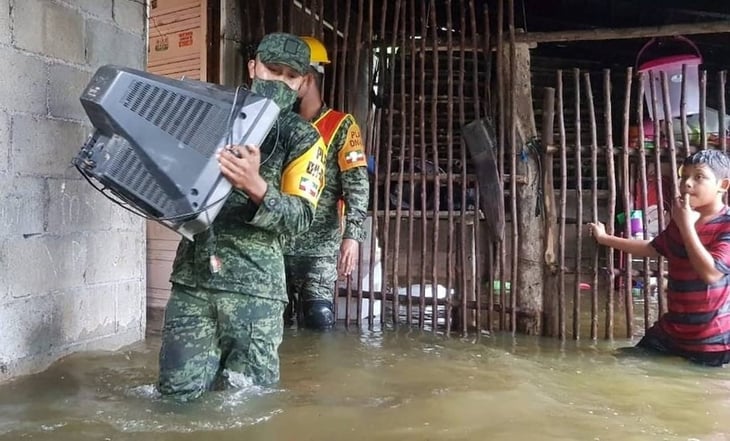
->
[1,327,729,441]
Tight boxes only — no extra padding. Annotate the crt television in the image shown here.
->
[72,65,279,240]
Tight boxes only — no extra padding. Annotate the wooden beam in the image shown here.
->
[514,20,730,44]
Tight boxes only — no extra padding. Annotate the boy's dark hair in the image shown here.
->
[683,150,730,179]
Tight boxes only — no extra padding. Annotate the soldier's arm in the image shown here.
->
[247,127,327,236]
[337,116,370,242]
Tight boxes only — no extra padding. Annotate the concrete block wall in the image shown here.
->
[0,0,147,383]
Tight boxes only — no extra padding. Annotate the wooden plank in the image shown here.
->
[514,20,730,44]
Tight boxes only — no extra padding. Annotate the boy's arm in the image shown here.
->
[596,235,659,258]
[679,225,726,284]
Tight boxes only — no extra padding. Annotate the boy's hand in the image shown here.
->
[587,221,607,244]
[672,194,700,233]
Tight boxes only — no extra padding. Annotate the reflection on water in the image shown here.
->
[1,328,729,441]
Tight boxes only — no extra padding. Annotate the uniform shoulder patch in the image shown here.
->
[337,121,367,171]
[281,137,327,207]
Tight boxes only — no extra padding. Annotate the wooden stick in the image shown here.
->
[429,0,441,332]
[418,0,428,329]
[649,71,667,317]
[391,0,407,328]
[497,0,506,331]
[557,69,567,340]
[584,72,599,340]
[508,0,518,334]
[680,64,691,158]
[621,67,634,339]
[700,70,708,151]
[720,71,728,154]
[573,68,583,340]
[636,74,652,333]
[604,69,616,340]
[444,0,455,335]
[404,0,416,327]
[458,0,469,335]
[469,0,484,333]
[513,20,730,44]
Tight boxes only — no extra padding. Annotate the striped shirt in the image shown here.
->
[650,206,730,353]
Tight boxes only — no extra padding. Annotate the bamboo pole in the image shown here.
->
[277,0,283,31]
[372,0,389,326]
[328,0,339,106]
[469,0,484,333]
[458,0,469,335]
[391,0,407,327]
[418,0,428,328]
[621,67,634,339]
[557,69,567,340]
[444,0,455,335]
[429,0,441,331]
[583,73,599,340]
[508,0,519,333]
[648,72,666,317]
[700,70,707,151]
[337,0,352,110]
[635,75,651,332]
[680,65,690,158]
[497,0,506,331]
[720,71,728,154]
[660,72,679,206]
[384,0,402,326]
[573,68,583,340]
[352,0,365,110]
[541,86,557,337]
[604,69,616,340]
[404,0,417,327]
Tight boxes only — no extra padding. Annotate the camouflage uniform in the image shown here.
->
[284,106,370,327]
[158,33,327,402]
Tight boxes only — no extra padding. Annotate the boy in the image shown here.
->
[589,149,730,366]
[158,33,327,401]
[283,36,370,329]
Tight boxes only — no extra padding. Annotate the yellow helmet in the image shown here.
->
[300,36,330,65]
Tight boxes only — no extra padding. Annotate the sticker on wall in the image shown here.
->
[154,36,169,52]
[178,32,193,48]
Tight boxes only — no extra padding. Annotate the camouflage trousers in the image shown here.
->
[158,283,286,402]
[284,254,338,320]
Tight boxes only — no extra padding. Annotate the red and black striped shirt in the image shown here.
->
[650,206,730,353]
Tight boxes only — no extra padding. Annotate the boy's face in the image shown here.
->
[679,164,730,208]
[248,58,305,91]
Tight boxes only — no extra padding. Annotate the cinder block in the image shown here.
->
[0,111,8,173]
[0,0,9,45]
[114,0,145,36]
[0,295,57,361]
[54,287,116,344]
[0,175,46,238]
[14,0,85,63]
[46,178,138,235]
[63,0,113,19]
[1,235,88,299]
[0,47,47,115]
[84,231,145,285]
[86,19,146,69]
[49,64,92,121]
[114,279,146,332]
[11,115,87,178]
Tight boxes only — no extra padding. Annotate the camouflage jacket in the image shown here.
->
[170,111,327,302]
[284,106,370,257]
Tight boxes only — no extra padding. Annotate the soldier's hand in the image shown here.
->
[338,238,359,277]
[218,144,268,204]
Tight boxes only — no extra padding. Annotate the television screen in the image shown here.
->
[72,65,279,240]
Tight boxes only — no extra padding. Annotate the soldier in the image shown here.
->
[284,36,370,330]
[158,33,327,401]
